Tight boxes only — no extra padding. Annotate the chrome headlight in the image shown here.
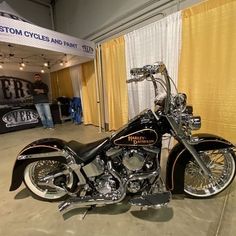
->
[188,116,201,130]
[173,93,187,112]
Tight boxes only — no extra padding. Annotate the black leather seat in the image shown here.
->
[66,138,110,164]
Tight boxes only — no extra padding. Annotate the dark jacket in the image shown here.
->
[31,81,49,104]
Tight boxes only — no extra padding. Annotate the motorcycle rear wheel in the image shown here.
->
[24,160,74,201]
[184,149,236,198]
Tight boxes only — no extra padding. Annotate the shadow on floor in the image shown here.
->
[14,188,31,200]
[62,197,174,222]
[63,200,131,220]
[130,207,173,222]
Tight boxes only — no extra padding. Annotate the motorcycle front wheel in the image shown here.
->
[184,149,236,198]
[24,159,75,201]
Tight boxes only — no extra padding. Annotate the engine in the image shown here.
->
[95,174,117,195]
[106,147,159,193]
[88,147,160,195]
[123,149,158,193]
[122,149,145,171]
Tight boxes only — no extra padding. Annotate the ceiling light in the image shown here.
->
[44,62,48,67]
[0,64,3,69]
[41,69,45,73]
[19,62,24,70]
[20,58,26,67]
[59,61,64,66]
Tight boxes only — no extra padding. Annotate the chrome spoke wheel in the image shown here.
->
[184,149,235,198]
[24,160,73,200]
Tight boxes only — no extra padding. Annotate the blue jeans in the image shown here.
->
[35,103,54,128]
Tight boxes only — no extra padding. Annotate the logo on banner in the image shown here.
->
[82,45,94,54]
[0,76,32,105]
[2,109,39,127]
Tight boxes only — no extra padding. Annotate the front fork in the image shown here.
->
[167,116,212,177]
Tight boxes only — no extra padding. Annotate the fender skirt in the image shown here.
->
[9,138,69,191]
[165,133,235,194]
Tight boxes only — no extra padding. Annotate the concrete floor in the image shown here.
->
[0,123,235,236]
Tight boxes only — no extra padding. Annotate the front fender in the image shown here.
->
[165,133,235,194]
[9,138,71,191]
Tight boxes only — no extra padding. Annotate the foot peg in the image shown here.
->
[129,191,171,207]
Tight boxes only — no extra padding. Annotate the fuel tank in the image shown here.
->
[111,109,163,147]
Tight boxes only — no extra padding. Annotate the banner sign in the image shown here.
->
[0,76,32,105]
[0,16,95,58]
[2,108,39,127]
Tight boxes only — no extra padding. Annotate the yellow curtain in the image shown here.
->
[179,0,236,143]
[50,68,74,100]
[80,60,100,126]
[101,36,128,130]
[50,72,59,100]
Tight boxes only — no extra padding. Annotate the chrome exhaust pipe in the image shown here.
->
[59,163,159,213]
[127,169,159,182]
[58,195,122,213]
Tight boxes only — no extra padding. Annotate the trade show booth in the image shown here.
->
[0,1,95,133]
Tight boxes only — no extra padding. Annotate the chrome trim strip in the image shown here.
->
[17,150,67,160]
[18,144,78,164]
[18,144,60,156]
[170,148,185,191]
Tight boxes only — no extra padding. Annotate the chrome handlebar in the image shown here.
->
[128,63,201,132]
[128,62,171,114]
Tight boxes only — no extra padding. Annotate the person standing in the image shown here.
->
[31,73,54,129]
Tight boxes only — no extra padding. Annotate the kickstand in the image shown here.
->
[81,205,95,220]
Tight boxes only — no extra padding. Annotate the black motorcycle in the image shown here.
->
[10,62,236,213]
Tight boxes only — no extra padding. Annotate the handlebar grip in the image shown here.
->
[126,79,134,83]
[130,68,145,75]
[126,76,145,83]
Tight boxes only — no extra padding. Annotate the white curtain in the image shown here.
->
[69,64,82,98]
[69,65,85,116]
[125,11,182,118]
[124,12,182,148]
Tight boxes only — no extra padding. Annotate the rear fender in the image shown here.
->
[165,133,235,194]
[9,138,76,191]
